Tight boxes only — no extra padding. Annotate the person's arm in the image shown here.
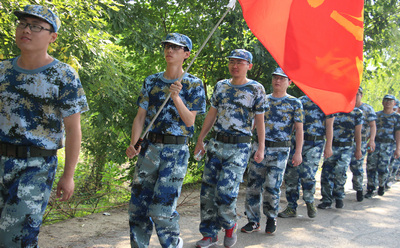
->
[126,107,147,159]
[170,81,197,127]
[194,107,218,157]
[324,117,334,158]
[56,113,82,201]
[394,130,400,159]
[253,113,265,163]
[292,122,303,166]
[367,120,376,153]
[354,124,362,160]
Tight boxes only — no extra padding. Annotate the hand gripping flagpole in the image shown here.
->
[134,0,237,149]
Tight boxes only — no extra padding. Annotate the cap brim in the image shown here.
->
[272,72,288,78]
[227,56,251,63]
[162,40,186,47]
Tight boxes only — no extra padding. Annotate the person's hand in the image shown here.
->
[367,140,375,153]
[324,146,333,159]
[170,81,182,100]
[254,148,264,163]
[56,175,75,201]
[126,144,141,159]
[194,141,206,160]
[355,149,362,160]
[292,152,302,167]
[394,149,400,159]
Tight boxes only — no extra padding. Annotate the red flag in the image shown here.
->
[239,0,364,114]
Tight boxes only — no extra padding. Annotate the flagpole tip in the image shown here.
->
[226,0,236,9]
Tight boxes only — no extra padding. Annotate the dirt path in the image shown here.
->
[39,170,400,248]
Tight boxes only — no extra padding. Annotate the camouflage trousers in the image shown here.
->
[349,141,368,191]
[199,139,251,238]
[320,145,352,204]
[284,141,324,209]
[388,155,400,183]
[0,156,57,248]
[245,144,290,221]
[129,141,189,248]
[366,142,394,191]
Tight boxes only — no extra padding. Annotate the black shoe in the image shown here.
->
[317,202,332,209]
[364,190,373,199]
[356,190,364,202]
[241,222,260,233]
[265,218,277,234]
[378,186,385,196]
[335,199,344,208]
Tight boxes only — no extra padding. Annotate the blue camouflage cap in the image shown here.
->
[227,49,253,63]
[272,67,288,78]
[162,33,192,51]
[383,94,396,100]
[14,5,61,33]
[358,86,363,93]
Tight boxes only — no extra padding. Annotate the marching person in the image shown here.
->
[318,107,363,209]
[279,94,334,219]
[125,33,206,248]
[365,94,400,198]
[242,67,304,235]
[0,5,89,247]
[348,87,376,201]
[194,49,266,248]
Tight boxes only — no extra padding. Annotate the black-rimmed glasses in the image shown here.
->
[16,20,53,33]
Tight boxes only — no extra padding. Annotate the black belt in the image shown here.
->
[215,133,251,144]
[147,132,187,145]
[0,142,57,158]
[332,141,353,147]
[304,134,325,141]
[266,140,291,147]
[375,138,393,143]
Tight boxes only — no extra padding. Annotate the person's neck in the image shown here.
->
[272,91,287,98]
[230,76,249,85]
[18,52,53,70]
[355,101,363,108]
[164,64,184,80]
[383,108,394,115]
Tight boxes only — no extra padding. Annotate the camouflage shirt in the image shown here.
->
[375,111,400,142]
[0,57,89,150]
[300,95,333,137]
[137,72,206,137]
[358,103,377,139]
[211,79,266,136]
[333,108,363,143]
[265,94,303,142]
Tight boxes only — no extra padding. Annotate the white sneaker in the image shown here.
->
[177,237,183,248]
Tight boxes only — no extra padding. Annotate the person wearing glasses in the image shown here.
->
[365,94,400,198]
[125,33,206,248]
[242,67,304,235]
[194,49,266,248]
[0,5,88,247]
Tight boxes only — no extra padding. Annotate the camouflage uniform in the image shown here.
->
[284,96,332,209]
[349,103,376,191]
[0,58,88,247]
[245,94,303,221]
[366,111,400,193]
[129,72,206,248]
[320,108,363,205]
[199,79,266,238]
